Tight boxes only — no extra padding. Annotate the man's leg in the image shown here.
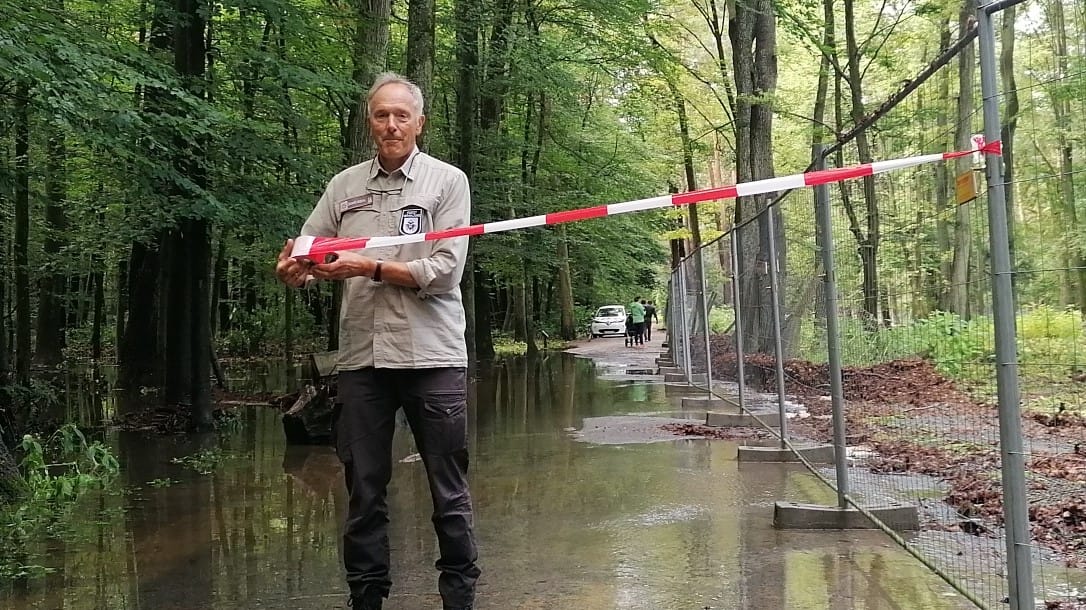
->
[336,369,400,603]
[399,368,479,609]
[645,320,653,341]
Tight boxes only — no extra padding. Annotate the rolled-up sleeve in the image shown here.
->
[406,170,471,295]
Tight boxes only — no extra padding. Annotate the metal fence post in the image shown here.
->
[814,148,850,509]
[977,4,1034,608]
[678,265,693,382]
[730,232,747,410]
[700,249,713,390]
[766,207,789,446]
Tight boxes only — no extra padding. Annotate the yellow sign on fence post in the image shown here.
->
[956,170,978,205]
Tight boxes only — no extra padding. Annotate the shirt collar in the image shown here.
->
[369,146,421,181]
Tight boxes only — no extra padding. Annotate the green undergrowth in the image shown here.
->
[794,305,1086,410]
[1,425,120,580]
[493,334,571,357]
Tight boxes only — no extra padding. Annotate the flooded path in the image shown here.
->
[2,343,972,609]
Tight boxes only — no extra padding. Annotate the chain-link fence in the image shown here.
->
[663,2,1086,607]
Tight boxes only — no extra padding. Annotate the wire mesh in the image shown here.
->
[997,0,1086,605]
[659,2,1086,606]
[663,6,1086,606]
[674,250,710,388]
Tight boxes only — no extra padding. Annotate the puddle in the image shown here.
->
[1,353,976,609]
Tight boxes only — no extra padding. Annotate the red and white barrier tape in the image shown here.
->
[291,141,1002,261]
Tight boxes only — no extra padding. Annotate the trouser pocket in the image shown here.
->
[421,391,467,455]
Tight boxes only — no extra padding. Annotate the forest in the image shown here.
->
[1,0,1085,544]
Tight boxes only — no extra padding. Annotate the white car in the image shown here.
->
[590,305,628,338]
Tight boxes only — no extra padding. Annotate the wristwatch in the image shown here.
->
[372,259,384,282]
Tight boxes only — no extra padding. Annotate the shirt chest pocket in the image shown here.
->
[388,194,439,236]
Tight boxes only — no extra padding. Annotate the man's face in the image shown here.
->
[368,83,425,162]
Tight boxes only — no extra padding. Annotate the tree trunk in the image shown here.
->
[556,226,575,340]
[36,125,68,366]
[118,240,162,393]
[730,0,779,355]
[512,277,527,343]
[346,0,391,164]
[174,0,212,428]
[1046,0,1086,312]
[524,265,538,356]
[14,80,31,385]
[934,22,952,310]
[666,77,708,334]
[948,0,975,318]
[1000,5,1019,271]
[91,269,104,361]
[473,267,495,359]
[405,0,435,148]
[210,234,228,336]
[455,0,490,360]
[164,231,193,405]
[843,0,881,327]
[116,258,128,353]
[187,220,213,430]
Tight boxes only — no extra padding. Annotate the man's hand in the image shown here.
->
[311,251,376,281]
[276,239,311,287]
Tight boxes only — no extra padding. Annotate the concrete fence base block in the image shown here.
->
[774,501,919,532]
[625,368,656,375]
[665,384,707,395]
[687,373,709,386]
[681,396,736,409]
[706,410,781,428]
[657,366,683,375]
[737,444,835,463]
[663,373,688,383]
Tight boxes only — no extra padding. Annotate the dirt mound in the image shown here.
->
[699,334,970,407]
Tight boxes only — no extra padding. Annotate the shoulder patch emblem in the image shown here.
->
[399,207,425,235]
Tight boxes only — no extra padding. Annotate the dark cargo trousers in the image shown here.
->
[334,367,480,608]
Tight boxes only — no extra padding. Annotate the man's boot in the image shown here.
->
[348,589,383,610]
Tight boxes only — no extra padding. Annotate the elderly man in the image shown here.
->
[275,72,479,610]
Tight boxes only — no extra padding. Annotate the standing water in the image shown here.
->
[1,353,971,609]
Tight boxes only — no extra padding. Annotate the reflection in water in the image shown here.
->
[1,353,972,609]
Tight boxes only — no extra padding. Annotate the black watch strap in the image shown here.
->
[372,260,383,282]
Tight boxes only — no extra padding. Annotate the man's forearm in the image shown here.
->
[373,260,419,288]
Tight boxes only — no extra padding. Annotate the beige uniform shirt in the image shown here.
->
[301,149,470,370]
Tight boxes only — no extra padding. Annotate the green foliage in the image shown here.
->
[18,424,119,502]
[0,425,120,580]
[493,335,529,357]
[796,311,992,379]
[170,448,228,475]
[708,306,734,334]
[1017,304,1080,341]
[915,312,991,378]
[0,380,60,428]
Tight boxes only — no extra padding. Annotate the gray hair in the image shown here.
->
[366,72,425,116]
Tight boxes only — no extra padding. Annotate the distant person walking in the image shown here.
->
[643,300,658,341]
[629,297,646,346]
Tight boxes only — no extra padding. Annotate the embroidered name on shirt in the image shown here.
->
[340,194,373,213]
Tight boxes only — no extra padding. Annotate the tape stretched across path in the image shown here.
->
[291,141,1002,262]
